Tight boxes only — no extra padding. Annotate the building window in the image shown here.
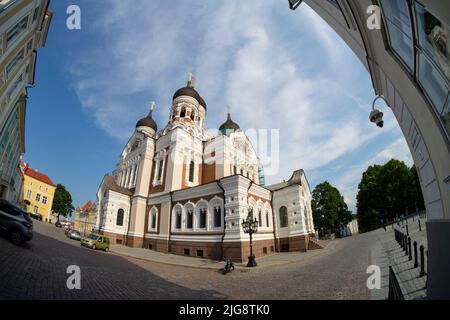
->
[42,196,47,205]
[180,107,186,118]
[32,6,40,22]
[26,189,32,199]
[199,208,207,229]
[380,1,450,136]
[157,159,164,181]
[6,15,28,46]
[6,49,24,77]
[187,210,193,229]
[190,111,195,121]
[188,161,195,183]
[258,209,262,227]
[116,209,124,226]
[33,206,38,214]
[151,211,157,229]
[380,0,414,71]
[213,207,221,228]
[35,193,41,202]
[279,206,288,228]
[175,210,182,229]
[266,211,270,227]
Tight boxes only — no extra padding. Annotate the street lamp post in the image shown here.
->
[242,209,259,268]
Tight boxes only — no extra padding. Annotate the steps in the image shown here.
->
[308,238,327,250]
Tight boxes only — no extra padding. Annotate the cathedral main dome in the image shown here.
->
[172,75,207,110]
[136,102,157,131]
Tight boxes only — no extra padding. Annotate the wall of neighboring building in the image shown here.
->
[21,173,55,221]
[303,0,450,299]
[0,0,51,201]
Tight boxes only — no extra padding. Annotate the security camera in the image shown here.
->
[369,109,384,128]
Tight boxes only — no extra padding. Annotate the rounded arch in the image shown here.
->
[195,199,209,229]
[209,196,224,229]
[279,206,288,228]
[184,202,195,230]
[148,206,158,232]
[172,203,184,231]
[116,208,125,226]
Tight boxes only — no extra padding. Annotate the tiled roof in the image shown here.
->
[104,176,133,196]
[21,162,56,187]
[81,200,94,212]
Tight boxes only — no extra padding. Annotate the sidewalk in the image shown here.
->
[370,216,428,300]
[110,241,334,271]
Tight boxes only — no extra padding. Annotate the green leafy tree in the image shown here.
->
[311,181,352,234]
[51,184,74,220]
[356,159,425,232]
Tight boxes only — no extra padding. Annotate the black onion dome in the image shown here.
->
[136,114,157,131]
[219,113,240,134]
[173,87,200,101]
[173,86,207,111]
[198,95,207,110]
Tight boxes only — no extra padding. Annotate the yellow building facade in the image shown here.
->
[21,162,56,222]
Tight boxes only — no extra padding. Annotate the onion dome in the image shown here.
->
[136,102,157,131]
[172,74,207,111]
[219,113,241,135]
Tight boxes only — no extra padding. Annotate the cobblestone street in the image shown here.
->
[0,221,383,300]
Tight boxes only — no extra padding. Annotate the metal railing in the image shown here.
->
[388,266,405,300]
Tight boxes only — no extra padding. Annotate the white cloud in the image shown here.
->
[70,0,408,204]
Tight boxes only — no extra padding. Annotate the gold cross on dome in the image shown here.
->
[149,101,155,115]
[187,72,196,88]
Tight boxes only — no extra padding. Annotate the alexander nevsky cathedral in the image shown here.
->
[94,76,323,261]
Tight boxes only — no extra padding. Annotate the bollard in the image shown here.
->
[405,236,409,256]
[408,237,412,261]
[418,220,422,232]
[413,241,418,268]
[406,224,409,236]
[420,245,425,277]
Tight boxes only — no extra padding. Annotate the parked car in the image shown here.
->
[68,230,82,241]
[55,221,62,228]
[81,234,109,251]
[0,199,33,245]
[29,212,42,221]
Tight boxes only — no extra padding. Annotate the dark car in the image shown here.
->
[55,221,62,228]
[0,199,33,245]
[29,212,43,221]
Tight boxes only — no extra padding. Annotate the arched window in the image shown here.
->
[186,209,193,229]
[214,207,221,228]
[189,161,195,182]
[152,212,156,229]
[266,210,270,228]
[199,208,207,229]
[175,209,182,229]
[258,209,262,227]
[157,159,164,181]
[279,206,288,228]
[190,110,195,121]
[180,107,186,118]
[116,209,124,226]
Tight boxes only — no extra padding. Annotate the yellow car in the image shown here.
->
[81,234,110,251]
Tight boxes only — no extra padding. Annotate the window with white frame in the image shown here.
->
[35,193,41,201]
[42,196,47,205]
[213,206,221,228]
[186,208,193,229]
[26,189,32,199]
[175,209,182,230]
[6,15,29,47]
[6,49,24,78]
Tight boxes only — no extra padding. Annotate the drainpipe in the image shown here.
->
[271,190,279,252]
[217,180,226,260]
[168,191,173,253]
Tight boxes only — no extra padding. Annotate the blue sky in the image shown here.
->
[24,0,412,212]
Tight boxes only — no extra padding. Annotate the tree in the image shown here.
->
[311,181,352,235]
[52,184,74,220]
[356,159,425,232]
